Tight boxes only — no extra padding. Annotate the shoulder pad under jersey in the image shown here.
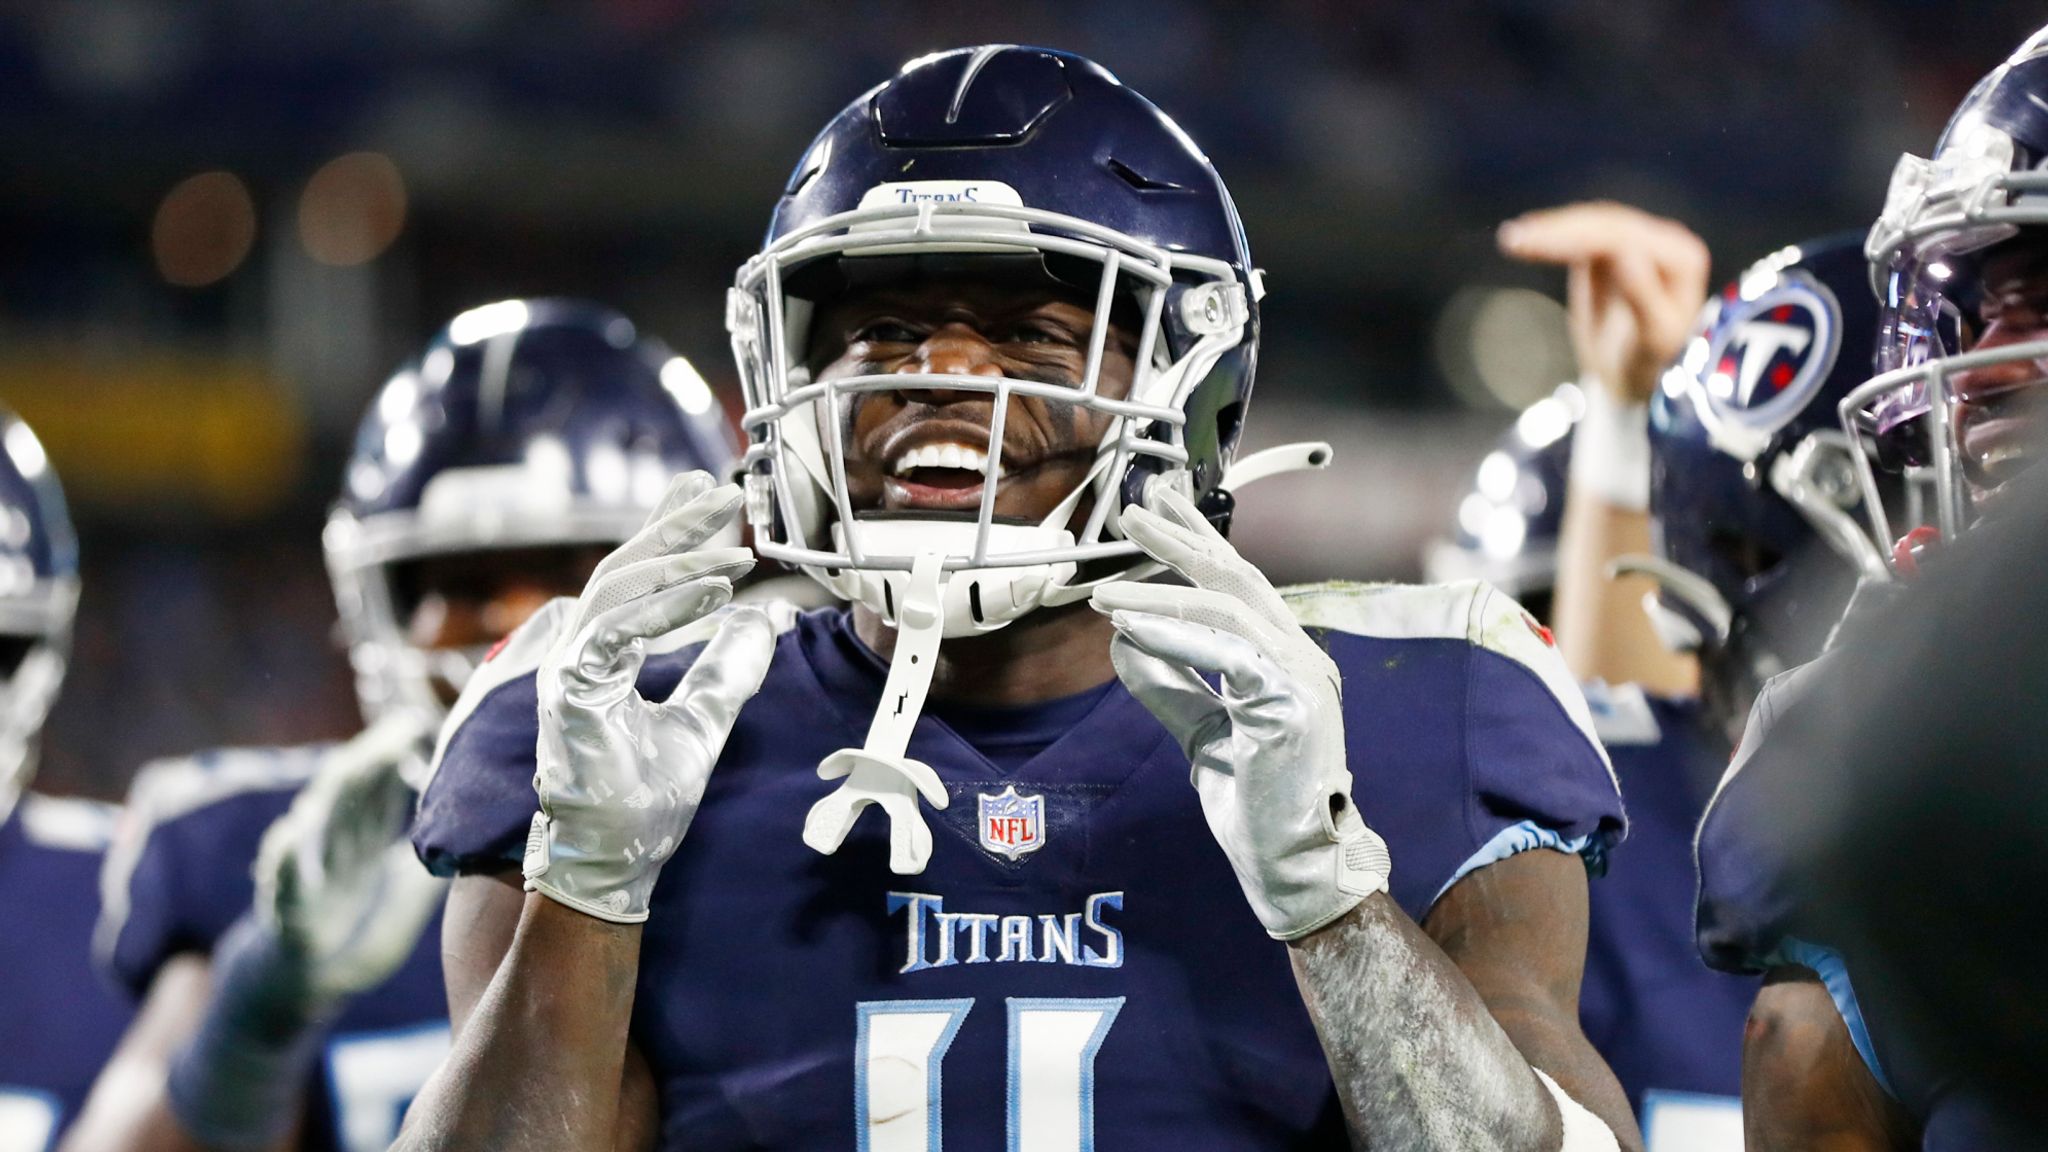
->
[95,745,324,966]
[16,791,118,853]
[1282,578,1610,775]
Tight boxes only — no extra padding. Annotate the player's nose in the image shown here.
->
[896,324,1004,405]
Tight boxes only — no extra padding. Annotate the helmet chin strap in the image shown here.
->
[1610,554,1734,653]
[803,549,953,874]
[799,443,1336,875]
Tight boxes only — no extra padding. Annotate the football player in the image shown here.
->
[1696,26,2048,1150]
[0,409,132,1152]
[401,47,1638,1151]
[61,300,736,1152]
[1503,207,1883,1145]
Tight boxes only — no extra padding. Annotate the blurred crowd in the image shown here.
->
[4,0,2032,794]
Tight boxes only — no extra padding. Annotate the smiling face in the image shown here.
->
[807,278,1137,525]
[1952,242,2048,508]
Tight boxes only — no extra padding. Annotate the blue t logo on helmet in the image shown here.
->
[1644,235,1888,736]
[1693,272,1842,455]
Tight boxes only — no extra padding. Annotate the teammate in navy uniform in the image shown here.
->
[1501,209,1885,1145]
[0,409,131,1152]
[401,47,1638,1151]
[64,300,737,1152]
[1698,26,2048,1150]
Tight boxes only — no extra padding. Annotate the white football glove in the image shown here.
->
[1091,480,1390,941]
[252,708,446,1004]
[524,472,777,923]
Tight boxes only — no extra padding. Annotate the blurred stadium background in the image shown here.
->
[9,0,2029,796]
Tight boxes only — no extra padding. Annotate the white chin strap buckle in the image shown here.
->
[803,550,952,874]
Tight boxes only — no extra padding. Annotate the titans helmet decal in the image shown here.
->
[1698,273,1843,446]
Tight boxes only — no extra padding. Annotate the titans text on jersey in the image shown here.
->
[98,748,449,1152]
[415,581,1624,1150]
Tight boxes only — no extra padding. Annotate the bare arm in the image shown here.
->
[1499,201,1708,697]
[56,956,299,1152]
[1554,498,1698,696]
[1290,849,1642,1151]
[403,871,657,1152]
[1743,967,1916,1152]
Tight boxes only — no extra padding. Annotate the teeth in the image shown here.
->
[890,442,997,479]
[1985,443,2029,469]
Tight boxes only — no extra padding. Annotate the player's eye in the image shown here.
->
[1005,321,1077,348]
[852,320,922,345]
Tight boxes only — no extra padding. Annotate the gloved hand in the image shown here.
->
[524,472,777,923]
[252,707,446,1005]
[1091,480,1390,941]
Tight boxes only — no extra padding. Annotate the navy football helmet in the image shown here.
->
[325,298,737,731]
[729,45,1293,639]
[0,410,76,825]
[1423,387,1579,624]
[1851,25,2048,549]
[1643,234,1886,737]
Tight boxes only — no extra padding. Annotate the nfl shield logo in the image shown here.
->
[977,785,1045,861]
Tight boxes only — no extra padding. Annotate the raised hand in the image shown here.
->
[253,708,446,1003]
[523,472,777,923]
[1091,480,1389,940]
[1498,200,1710,404]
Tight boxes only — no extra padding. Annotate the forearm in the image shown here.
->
[1553,490,1697,696]
[58,955,298,1152]
[395,894,642,1152]
[154,917,327,1152]
[1290,895,1561,1151]
[1743,968,1916,1152]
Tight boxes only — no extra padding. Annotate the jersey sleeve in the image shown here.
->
[1695,654,1903,1096]
[1285,580,1624,918]
[96,749,318,998]
[412,600,564,878]
[412,596,745,877]
[1694,660,1820,975]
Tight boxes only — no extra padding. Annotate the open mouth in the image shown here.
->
[885,440,1005,511]
[1960,414,2038,503]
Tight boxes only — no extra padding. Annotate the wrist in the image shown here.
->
[1568,380,1650,512]
[166,916,338,1151]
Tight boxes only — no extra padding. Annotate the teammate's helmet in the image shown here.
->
[0,410,77,824]
[325,298,737,726]
[1648,234,1885,736]
[1851,25,2048,549]
[729,45,1259,636]
[1423,389,1578,624]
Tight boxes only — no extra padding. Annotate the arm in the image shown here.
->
[1743,967,1916,1152]
[1288,849,1640,1151]
[1098,483,1634,1150]
[397,889,651,1152]
[57,956,300,1152]
[62,717,440,1152]
[396,473,771,1152]
[1499,201,1708,697]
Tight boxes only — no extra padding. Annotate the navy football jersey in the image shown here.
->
[1695,659,2025,1150]
[97,747,450,1152]
[1576,682,1751,1150]
[0,793,130,1152]
[416,584,1623,1151]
